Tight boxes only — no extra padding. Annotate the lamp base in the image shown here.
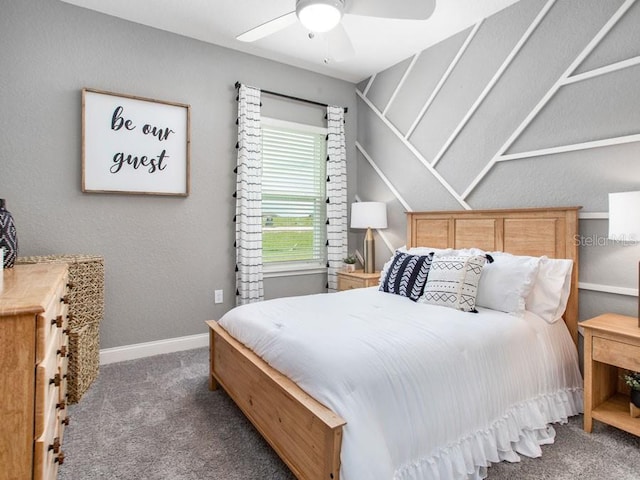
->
[364,227,375,274]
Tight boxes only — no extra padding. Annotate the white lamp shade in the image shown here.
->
[351,202,387,229]
[609,191,640,241]
[296,0,343,33]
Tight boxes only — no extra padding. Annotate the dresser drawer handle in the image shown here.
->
[55,451,65,465]
[62,416,70,426]
[60,295,69,304]
[57,400,66,410]
[58,346,68,358]
[49,437,61,454]
[50,374,61,387]
[51,315,63,328]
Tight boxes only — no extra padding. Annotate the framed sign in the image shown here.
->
[82,88,190,196]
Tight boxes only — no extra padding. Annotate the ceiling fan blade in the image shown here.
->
[325,24,355,63]
[345,0,435,20]
[236,11,297,42]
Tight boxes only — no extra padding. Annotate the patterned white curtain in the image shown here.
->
[235,84,264,305]
[325,106,348,291]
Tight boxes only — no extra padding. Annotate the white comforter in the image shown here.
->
[219,287,583,480]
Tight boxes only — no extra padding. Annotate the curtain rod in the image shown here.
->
[235,81,348,113]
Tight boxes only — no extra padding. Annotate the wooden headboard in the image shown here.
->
[406,207,581,345]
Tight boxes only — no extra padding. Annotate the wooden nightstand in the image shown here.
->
[337,270,380,291]
[582,313,640,437]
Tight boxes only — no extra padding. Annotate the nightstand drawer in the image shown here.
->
[338,276,365,291]
[593,336,640,372]
[337,270,380,291]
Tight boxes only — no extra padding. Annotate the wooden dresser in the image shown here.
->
[0,263,70,480]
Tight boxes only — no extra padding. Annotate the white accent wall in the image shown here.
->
[356,0,640,321]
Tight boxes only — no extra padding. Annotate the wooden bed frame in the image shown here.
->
[207,207,580,480]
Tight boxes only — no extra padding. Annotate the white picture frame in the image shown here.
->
[82,88,190,196]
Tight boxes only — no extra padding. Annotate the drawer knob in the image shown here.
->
[55,451,65,465]
[62,416,70,426]
[51,315,63,328]
[50,374,61,387]
[58,346,68,357]
[49,437,61,454]
[57,400,66,410]
[60,295,69,304]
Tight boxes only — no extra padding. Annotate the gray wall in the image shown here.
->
[357,0,640,321]
[0,0,357,349]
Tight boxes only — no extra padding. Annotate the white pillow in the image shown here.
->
[526,256,573,324]
[475,252,540,316]
[398,245,457,256]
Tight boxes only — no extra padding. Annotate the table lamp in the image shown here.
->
[608,191,640,327]
[350,202,387,273]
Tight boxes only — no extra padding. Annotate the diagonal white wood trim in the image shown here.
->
[355,142,413,211]
[376,229,396,255]
[580,212,608,219]
[564,55,640,86]
[383,53,420,116]
[356,89,471,210]
[354,194,395,255]
[430,0,556,168]
[497,133,640,162]
[406,21,482,140]
[579,282,638,297]
[462,0,636,200]
[363,73,377,96]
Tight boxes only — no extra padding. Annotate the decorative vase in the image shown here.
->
[0,199,18,268]
[344,263,355,273]
[631,389,640,409]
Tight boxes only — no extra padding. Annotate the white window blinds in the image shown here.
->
[261,118,327,267]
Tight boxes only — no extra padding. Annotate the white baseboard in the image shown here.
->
[99,332,209,365]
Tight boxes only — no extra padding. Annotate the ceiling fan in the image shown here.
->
[237,0,436,63]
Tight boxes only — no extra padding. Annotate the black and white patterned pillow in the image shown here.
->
[379,252,433,301]
[420,255,486,312]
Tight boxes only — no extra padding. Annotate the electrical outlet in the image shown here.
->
[214,289,223,304]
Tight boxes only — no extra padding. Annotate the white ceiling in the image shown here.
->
[60,0,520,83]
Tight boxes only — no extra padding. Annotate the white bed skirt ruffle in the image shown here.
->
[395,387,583,480]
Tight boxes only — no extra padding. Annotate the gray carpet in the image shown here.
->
[60,347,640,480]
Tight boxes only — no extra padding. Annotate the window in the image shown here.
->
[261,117,327,272]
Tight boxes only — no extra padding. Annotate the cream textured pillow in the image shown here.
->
[420,254,486,312]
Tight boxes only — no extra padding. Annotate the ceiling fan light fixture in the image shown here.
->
[296,0,344,33]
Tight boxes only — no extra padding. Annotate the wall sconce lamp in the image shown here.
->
[608,191,640,327]
[350,202,387,274]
